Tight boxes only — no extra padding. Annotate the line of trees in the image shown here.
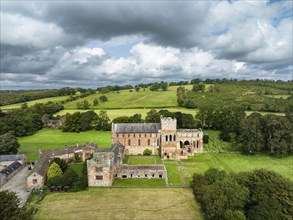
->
[0,102,64,137]
[191,168,293,220]
[62,110,111,132]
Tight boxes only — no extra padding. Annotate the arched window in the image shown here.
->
[169,135,172,141]
[138,139,141,146]
[128,139,131,145]
[165,135,168,141]
[148,139,150,145]
[173,135,176,141]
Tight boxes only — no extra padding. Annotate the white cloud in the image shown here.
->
[1,12,68,48]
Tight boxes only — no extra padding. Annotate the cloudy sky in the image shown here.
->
[1,0,292,90]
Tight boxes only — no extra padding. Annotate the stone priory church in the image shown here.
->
[112,116,203,160]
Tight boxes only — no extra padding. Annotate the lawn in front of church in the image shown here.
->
[33,188,203,220]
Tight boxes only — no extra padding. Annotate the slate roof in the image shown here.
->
[97,142,125,163]
[42,145,84,158]
[0,154,26,162]
[112,123,161,133]
[0,161,22,176]
[31,156,50,177]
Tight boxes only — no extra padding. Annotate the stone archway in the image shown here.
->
[184,140,190,146]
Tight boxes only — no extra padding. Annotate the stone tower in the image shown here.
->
[160,116,179,159]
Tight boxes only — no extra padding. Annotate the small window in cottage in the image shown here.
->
[157,139,160,146]
[116,134,119,137]
[128,139,131,145]
[96,175,103,180]
[152,174,155,177]
[138,139,141,146]
[159,174,162,178]
[148,139,150,145]
[165,135,168,141]
[139,133,141,137]
[145,174,147,177]
[33,179,38,184]
[169,135,172,141]
[145,133,147,137]
[130,174,133,178]
[134,134,136,137]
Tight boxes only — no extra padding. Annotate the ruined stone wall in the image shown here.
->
[112,133,160,155]
[160,117,177,132]
[87,152,115,186]
[116,165,167,179]
[177,129,203,153]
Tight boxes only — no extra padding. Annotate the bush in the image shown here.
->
[203,135,209,144]
[99,96,108,102]
[143,148,152,156]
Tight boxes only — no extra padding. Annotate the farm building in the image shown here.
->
[0,154,27,187]
[26,143,98,190]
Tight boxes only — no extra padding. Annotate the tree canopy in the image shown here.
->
[0,132,20,155]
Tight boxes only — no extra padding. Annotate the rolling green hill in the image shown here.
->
[63,85,185,109]
[0,95,70,110]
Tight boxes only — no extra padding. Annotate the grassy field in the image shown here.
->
[165,153,293,186]
[183,82,290,111]
[18,129,111,161]
[34,188,203,220]
[203,130,232,152]
[112,178,166,187]
[0,95,70,110]
[126,155,163,165]
[55,107,199,120]
[63,86,183,109]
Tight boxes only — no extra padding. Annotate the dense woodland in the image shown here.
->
[0,87,95,106]
[191,168,293,220]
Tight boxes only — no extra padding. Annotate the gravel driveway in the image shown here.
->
[0,165,32,207]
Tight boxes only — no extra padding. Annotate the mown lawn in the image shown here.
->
[128,155,163,165]
[18,129,111,161]
[112,178,166,187]
[168,153,293,186]
[34,188,203,220]
[0,95,70,110]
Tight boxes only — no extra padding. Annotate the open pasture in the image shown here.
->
[63,86,187,109]
[18,129,111,161]
[33,188,203,220]
[0,95,70,110]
